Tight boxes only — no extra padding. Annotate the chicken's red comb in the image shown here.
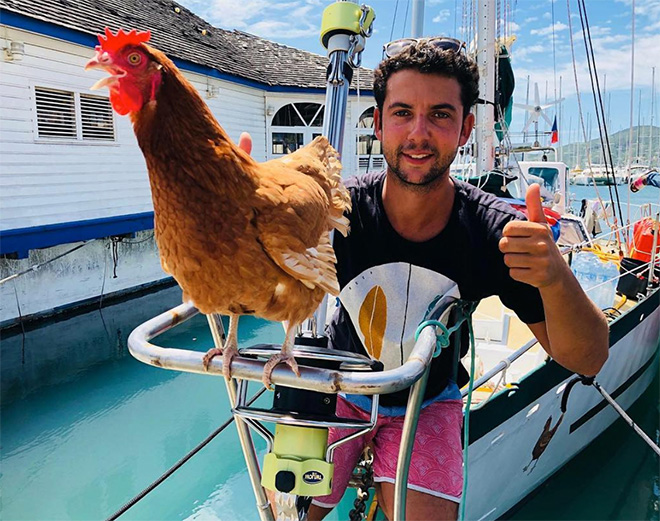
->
[97,27,151,52]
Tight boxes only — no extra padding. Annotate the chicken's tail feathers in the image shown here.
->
[263,230,341,297]
[328,214,350,237]
[310,136,352,237]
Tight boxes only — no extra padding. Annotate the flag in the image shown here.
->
[550,115,558,144]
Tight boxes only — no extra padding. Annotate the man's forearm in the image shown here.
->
[539,265,609,376]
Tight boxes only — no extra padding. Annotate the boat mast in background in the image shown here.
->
[411,0,424,37]
[475,0,496,174]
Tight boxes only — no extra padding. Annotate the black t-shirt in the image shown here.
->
[327,171,545,406]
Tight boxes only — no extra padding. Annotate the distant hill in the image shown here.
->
[558,125,660,168]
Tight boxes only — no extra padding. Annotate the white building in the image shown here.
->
[0,0,384,327]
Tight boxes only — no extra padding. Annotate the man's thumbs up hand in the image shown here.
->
[525,183,548,225]
[499,184,566,289]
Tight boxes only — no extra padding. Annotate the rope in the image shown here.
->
[414,319,464,357]
[562,375,660,457]
[0,241,94,286]
[458,315,477,521]
[104,386,267,521]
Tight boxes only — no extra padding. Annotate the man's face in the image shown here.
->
[374,70,474,191]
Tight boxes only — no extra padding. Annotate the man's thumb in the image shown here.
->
[238,132,253,155]
[525,184,547,224]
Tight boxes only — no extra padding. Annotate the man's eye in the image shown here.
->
[433,112,449,119]
[394,110,409,117]
[127,53,142,65]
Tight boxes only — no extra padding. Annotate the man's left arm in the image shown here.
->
[499,184,609,376]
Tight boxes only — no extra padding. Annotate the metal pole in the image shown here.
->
[411,0,425,37]
[206,314,275,521]
[592,380,660,456]
[393,363,431,521]
[475,0,496,175]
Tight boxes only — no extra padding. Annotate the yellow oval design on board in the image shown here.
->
[358,285,387,359]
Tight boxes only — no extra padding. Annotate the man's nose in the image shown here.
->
[408,115,430,140]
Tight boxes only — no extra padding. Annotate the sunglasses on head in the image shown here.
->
[382,36,466,59]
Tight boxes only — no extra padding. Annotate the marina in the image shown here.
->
[1,0,659,519]
[1,281,657,520]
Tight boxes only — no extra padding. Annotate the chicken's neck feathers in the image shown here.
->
[130,49,259,194]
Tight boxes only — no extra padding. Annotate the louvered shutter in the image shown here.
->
[80,94,115,141]
[35,87,76,139]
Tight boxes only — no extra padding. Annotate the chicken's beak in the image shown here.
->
[85,50,124,91]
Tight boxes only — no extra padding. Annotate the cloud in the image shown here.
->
[500,19,521,32]
[432,9,451,23]
[524,16,539,23]
[247,19,318,38]
[513,44,546,61]
[175,0,323,39]
[531,22,569,36]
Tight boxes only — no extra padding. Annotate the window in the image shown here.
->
[272,132,304,154]
[269,102,323,157]
[80,94,115,140]
[356,107,384,174]
[34,87,115,142]
[35,88,76,139]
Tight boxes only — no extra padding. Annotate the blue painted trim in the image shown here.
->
[0,213,155,258]
[0,9,374,97]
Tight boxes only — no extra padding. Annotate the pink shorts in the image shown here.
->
[311,395,464,507]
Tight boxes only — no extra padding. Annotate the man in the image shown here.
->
[239,38,608,521]
[303,39,608,521]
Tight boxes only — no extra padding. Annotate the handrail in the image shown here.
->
[128,302,442,395]
[128,298,455,521]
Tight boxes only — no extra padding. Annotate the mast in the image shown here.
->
[475,0,496,174]
[411,0,424,37]
[304,1,374,340]
[650,66,655,165]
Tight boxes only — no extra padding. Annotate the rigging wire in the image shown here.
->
[105,386,268,521]
[576,0,624,241]
[402,0,411,38]
[389,0,400,42]
[626,0,636,239]
[564,0,614,232]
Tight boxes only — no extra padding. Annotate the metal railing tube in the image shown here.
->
[461,337,540,398]
[206,315,275,521]
[128,304,441,396]
[393,363,431,521]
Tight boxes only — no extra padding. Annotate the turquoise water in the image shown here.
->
[1,283,657,521]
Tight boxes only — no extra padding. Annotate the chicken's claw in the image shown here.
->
[202,348,222,371]
[202,344,239,380]
[262,352,300,389]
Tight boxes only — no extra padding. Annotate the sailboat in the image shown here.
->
[127,1,659,520]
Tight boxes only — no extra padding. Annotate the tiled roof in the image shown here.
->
[0,0,374,90]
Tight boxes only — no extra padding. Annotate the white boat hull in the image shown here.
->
[464,293,659,520]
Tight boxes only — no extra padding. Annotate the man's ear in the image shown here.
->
[374,107,383,141]
[459,112,475,146]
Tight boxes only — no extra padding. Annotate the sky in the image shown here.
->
[175,0,660,150]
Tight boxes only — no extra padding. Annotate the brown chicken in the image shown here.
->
[85,28,350,387]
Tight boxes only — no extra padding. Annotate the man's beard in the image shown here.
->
[384,143,457,193]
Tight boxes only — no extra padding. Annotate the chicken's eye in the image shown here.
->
[127,52,142,65]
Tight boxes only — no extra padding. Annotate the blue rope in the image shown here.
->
[414,319,464,357]
[458,316,477,521]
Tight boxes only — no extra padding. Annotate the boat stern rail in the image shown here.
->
[127,301,444,395]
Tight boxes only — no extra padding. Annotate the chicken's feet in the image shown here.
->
[262,351,300,388]
[203,314,240,380]
[262,322,300,389]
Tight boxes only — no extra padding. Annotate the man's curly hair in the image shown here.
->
[373,40,480,118]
